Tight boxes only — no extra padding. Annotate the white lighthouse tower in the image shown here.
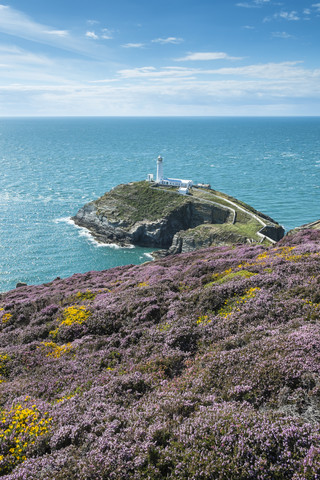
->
[147,155,194,194]
[156,155,163,183]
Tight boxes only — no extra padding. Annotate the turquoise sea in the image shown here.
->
[0,117,319,293]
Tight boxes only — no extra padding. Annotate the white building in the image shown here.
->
[148,156,193,195]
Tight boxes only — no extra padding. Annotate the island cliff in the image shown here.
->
[72,181,285,253]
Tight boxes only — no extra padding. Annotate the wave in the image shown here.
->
[54,217,135,250]
[53,217,75,225]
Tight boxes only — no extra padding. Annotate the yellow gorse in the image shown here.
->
[219,287,261,319]
[0,402,52,473]
[137,281,149,288]
[39,341,73,358]
[75,290,96,301]
[0,311,12,324]
[196,315,211,325]
[0,353,10,384]
[60,305,91,326]
[50,305,91,338]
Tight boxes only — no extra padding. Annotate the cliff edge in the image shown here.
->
[72,181,285,253]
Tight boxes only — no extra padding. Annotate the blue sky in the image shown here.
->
[0,0,319,116]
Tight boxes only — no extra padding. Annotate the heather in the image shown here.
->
[1,231,320,478]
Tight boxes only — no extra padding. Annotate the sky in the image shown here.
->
[0,0,319,116]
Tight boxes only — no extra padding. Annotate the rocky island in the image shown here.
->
[72,180,285,255]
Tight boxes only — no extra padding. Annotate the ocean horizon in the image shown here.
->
[0,116,319,293]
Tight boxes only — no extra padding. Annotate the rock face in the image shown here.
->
[73,197,232,248]
[168,225,256,254]
[72,181,285,253]
[287,219,320,236]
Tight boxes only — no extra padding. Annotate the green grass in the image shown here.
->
[192,187,277,224]
[205,269,257,288]
[192,189,237,210]
[94,182,273,244]
[192,189,265,227]
[178,217,265,244]
[95,182,191,224]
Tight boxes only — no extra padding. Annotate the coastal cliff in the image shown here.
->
[72,181,285,253]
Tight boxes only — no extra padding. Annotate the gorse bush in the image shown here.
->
[0,400,51,475]
[0,230,320,478]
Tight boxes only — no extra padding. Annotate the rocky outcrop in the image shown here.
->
[72,181,284,253]
[168,225,255,254]
[73,199,233,248]
[258,224,286,243]
[287,219,320,236]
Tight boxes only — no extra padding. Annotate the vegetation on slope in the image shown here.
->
[192,187,277,224]
[1,230,320,478]
[95,181,275,230]
[95,181,190,224]
[176,220,268,245]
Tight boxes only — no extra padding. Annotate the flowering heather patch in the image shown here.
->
[1,230,320,478]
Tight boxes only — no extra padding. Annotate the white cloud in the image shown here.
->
[0,4,104,58]
[1,60,320,116]
[152,37,183,44]
[117,61,319,84]
[85,28,113,40]
[243,25,255,29]
[121,43,145,48]
[0,44,25,54]
[204,61,310,79]
[0,4,318,116]
[86,31,99,40]
[176,52,242,61]
[118,66,197,78]
[304,9,311,15]
[275,11,300,21]
[312,3,320,12]
[89,79,119,84]
[236,3,258,8]
[44,30,69,37]
[271,31,293,38]
[101,28,113,40]
[236,0,270,7]
[0,44,53,66]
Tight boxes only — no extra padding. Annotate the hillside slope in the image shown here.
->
[1,230,320,478]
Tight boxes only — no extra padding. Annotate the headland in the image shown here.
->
[72,180,285,255]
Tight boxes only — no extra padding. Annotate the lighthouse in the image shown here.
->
[156,155,163,183]
[146,155,193,194]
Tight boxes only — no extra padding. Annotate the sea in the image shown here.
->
[0,117,319,293]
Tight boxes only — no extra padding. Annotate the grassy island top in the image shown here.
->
[95,181,190,224]
[92,181,281,244]
[95,181,276,225]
